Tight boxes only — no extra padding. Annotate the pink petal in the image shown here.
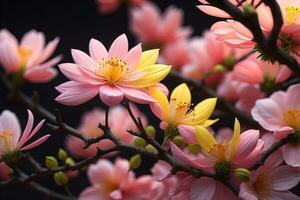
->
[55,82,99,106]
[108,34,128,59]
[270,165,300,191]
[275,66,292,83]
[20,134,50,151]
[149,102,164,120]
[270,191,300,200]
[35,37,60,64]
[234,129,260,159]
[79,186,105,200]
[18,110,34,146]
[0,110,21,145]
[118,87,155,104]
[197,5,231,18]
[18,119,45,148]
[99,85,124,106]
[282,143,300,167]
[178,125,197,144]
[286,84,300,109]
[190,177,216,200]
[24,67,57,83]
[265,150,283,170]
[232,60,263,84]
[71,49,98,72]
[110,190,122,199]
[124,43,142,69]
[88,160,114,185]
[0,29,18,46]
[274,126,294,140]
[0,41,20,73]
[89,38,108,62]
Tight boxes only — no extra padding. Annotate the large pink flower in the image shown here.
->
[56,34,171,107]
[79,158,160,200]
[65,105,147,158]
[130,2,192,47]
[252,83,300,166]
[0,110,49,158]
[0,29,61,83]
[240,151,300,200]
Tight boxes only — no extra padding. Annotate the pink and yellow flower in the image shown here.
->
[252,83,300,166]
[56,34,171,106]
[0,29,61,83]
[65,105,147,158]
[79,158,160,200]
[0,110,49,159]
[170,119,263,199]
[130,2,192,48]
[240,151,300,200]
[149,83,217,144]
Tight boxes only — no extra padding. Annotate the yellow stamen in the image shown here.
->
[84,127,102,138]
[0,130,14,153]
[18,47,32,66]
[209,143,228,162]
[285,6,300,24]
[96,57,128,85]
[283,109,300,129]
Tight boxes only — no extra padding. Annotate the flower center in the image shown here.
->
[209,143,227,162]
[279,33,299,55]
[84,127,103,139]
[169,98,192,124]
[285,6,300,24]
[283,109,300,129]
[96,57,128,85]
[254,174,272,200]
[0,130,15,154]
[18,47,32,66]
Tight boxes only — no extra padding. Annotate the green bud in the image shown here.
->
[129,154,142,169]
[58,149,68,161]
[65,157,75,166]
[133,136,146,148]
[145,144,158,154]
[243,4,257,17]
[173,135,185,148]
[45,156,58,169]
[188,144,201,155]
[146,126,156,139]
[53,172,69,186]
[223,54,235,69]
[214,64,225,73]
[234,168,251,182]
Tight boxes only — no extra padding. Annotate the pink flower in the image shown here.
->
[240,151,300,200]
[0,110,49,158]
[96,0,145,14]
[130,2,192,47]
[160,40,190,69]
[56,34,171,107]
[79,158,160,200]
[66,105,147,158]
[232,53,292,85]
[151,160,189,200]
[0,162,10,180]
[181,31,232,86]
[0,29,61,83]
[169,119,264,199]
[252,83,300,166]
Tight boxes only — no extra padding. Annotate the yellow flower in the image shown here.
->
[149,83,217,141]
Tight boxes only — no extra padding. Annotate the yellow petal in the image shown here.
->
[200,118,219,127]
[192,98,217,124]
[229,118,240,160]
[148,87,170,119]
[195,126,216,152]
[170,83,191,105]
[135,49,159,71]
[132,64,171,88]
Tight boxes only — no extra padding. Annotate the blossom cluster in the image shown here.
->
[0,0,300,200]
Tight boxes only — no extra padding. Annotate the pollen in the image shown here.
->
[0,130,14,153]
[209,143,227,162]
[285,6,300,24]
[283,109,300,129]
[18,47,32,66]
[96,57,128,85]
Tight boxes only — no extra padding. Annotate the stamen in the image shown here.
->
[285,6,300,24]
[283,109,300,129]
[18,47,32,66]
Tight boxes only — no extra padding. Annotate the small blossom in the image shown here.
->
[0,110,49,159]
[0,29,61,83]
[56,34,171,107]
[96,0,145,14]
[79,158,160,200]
[149,83,217,144]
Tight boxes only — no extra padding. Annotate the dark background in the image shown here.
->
[1,0,298,199]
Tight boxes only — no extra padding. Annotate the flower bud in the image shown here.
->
[133,136,146,148]
[58,149,68,161]
[173,135,185,148]
[54,172,69,186]
[145,144,158,154]
[214,64,225,73]
[234,168,251,182]
[243,4,257,17]
[45,156,58,169]
[146,126,156,139]
[65,157,75,166]
[223,55,235,69]
[129,154,142,169]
